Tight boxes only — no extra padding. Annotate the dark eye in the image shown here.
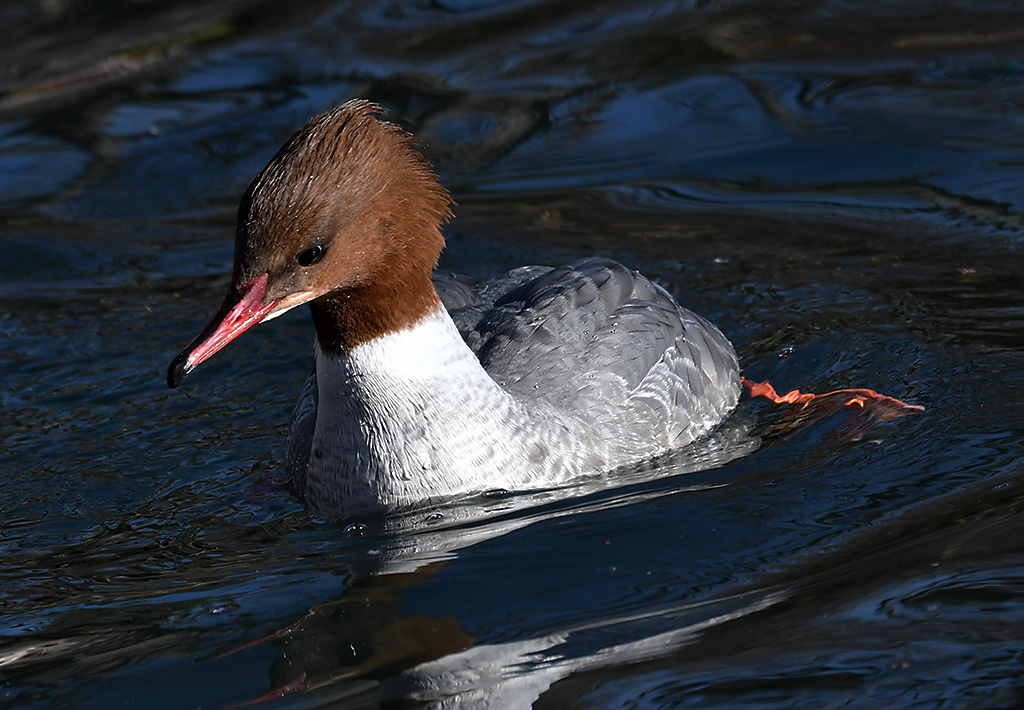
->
[297,244,324,267]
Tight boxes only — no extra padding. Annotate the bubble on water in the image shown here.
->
[344,522,368,537]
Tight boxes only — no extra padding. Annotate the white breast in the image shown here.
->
[302,309,605,515]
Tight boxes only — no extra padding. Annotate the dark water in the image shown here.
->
[3,1,1024,707]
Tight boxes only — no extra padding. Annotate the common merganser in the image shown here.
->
[167,99,740,518]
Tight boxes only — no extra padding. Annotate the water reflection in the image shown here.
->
[195,437,1024,709]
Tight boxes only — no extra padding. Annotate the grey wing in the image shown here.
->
[286,370,318,498]
[627,308,741,444]
[432,273,483,312]
[450,257,740,444]
[435,266,555,343]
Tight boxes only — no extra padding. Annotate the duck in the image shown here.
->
[167,99,741,518]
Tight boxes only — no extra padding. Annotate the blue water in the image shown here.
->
[3,1,1024,708]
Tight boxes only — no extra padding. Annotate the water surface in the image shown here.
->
[3,1,1024,708]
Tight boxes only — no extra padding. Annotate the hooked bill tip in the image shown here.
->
[167,351,191,389]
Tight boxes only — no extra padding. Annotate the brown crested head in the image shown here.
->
[238,99,453,339]
[167,99,453,387]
